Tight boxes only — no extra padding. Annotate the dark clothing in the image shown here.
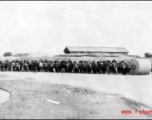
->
[0,59,131,75]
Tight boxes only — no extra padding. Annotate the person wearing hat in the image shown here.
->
[102,61,107,74]
[73,61,79,73]
[111,60,118,74]
[108,60,113,74]
[42,61,46,72]
[24,61,29,72]
[1,61,5,71]
[117,61,122,74]
[97,61,103,74]
[91,61,97,74]
[54,61,60,73]
[49,61,54,72]
[105,60,110,74]
[38,60,43,72]
[122,61,127,75]
[15,61,20,71]
[125,61,131,75]
[79,61,84,73]
[20,60,24,71]
[3,60,8,71]
[6,60,11,71]
[101,61,104,73]
[60,60,65,73]
[69,60,74,73]
[44,60,49,72]
[86,61,92,73]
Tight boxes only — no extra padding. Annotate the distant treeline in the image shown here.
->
[3,52,29,57]
[3,52,12,57]
[2,51,152,58]
[145,53,152,58]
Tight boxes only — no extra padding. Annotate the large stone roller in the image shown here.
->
[129,59,151,75]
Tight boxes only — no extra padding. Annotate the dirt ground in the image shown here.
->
[0,73,152,119]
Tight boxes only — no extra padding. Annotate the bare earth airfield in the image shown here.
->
[0,52,152,119]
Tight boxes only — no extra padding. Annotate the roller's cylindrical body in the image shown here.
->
[129,59,151,75]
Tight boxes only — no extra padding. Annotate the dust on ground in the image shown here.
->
[0,79,151,119]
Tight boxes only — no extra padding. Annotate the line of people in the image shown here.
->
[0,59,132,75]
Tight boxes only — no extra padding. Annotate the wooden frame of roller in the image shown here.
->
[129,59,151,75]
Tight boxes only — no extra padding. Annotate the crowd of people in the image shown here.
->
[0,59,133,75]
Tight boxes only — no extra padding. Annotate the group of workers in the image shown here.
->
[0,59,132,75]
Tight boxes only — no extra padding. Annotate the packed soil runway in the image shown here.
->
[0,72,152,119]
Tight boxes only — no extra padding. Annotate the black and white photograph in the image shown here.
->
[0,1,152,119]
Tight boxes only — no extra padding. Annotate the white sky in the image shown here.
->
[0,1,152,57]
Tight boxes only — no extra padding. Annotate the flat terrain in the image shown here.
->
[0,72,152,119]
